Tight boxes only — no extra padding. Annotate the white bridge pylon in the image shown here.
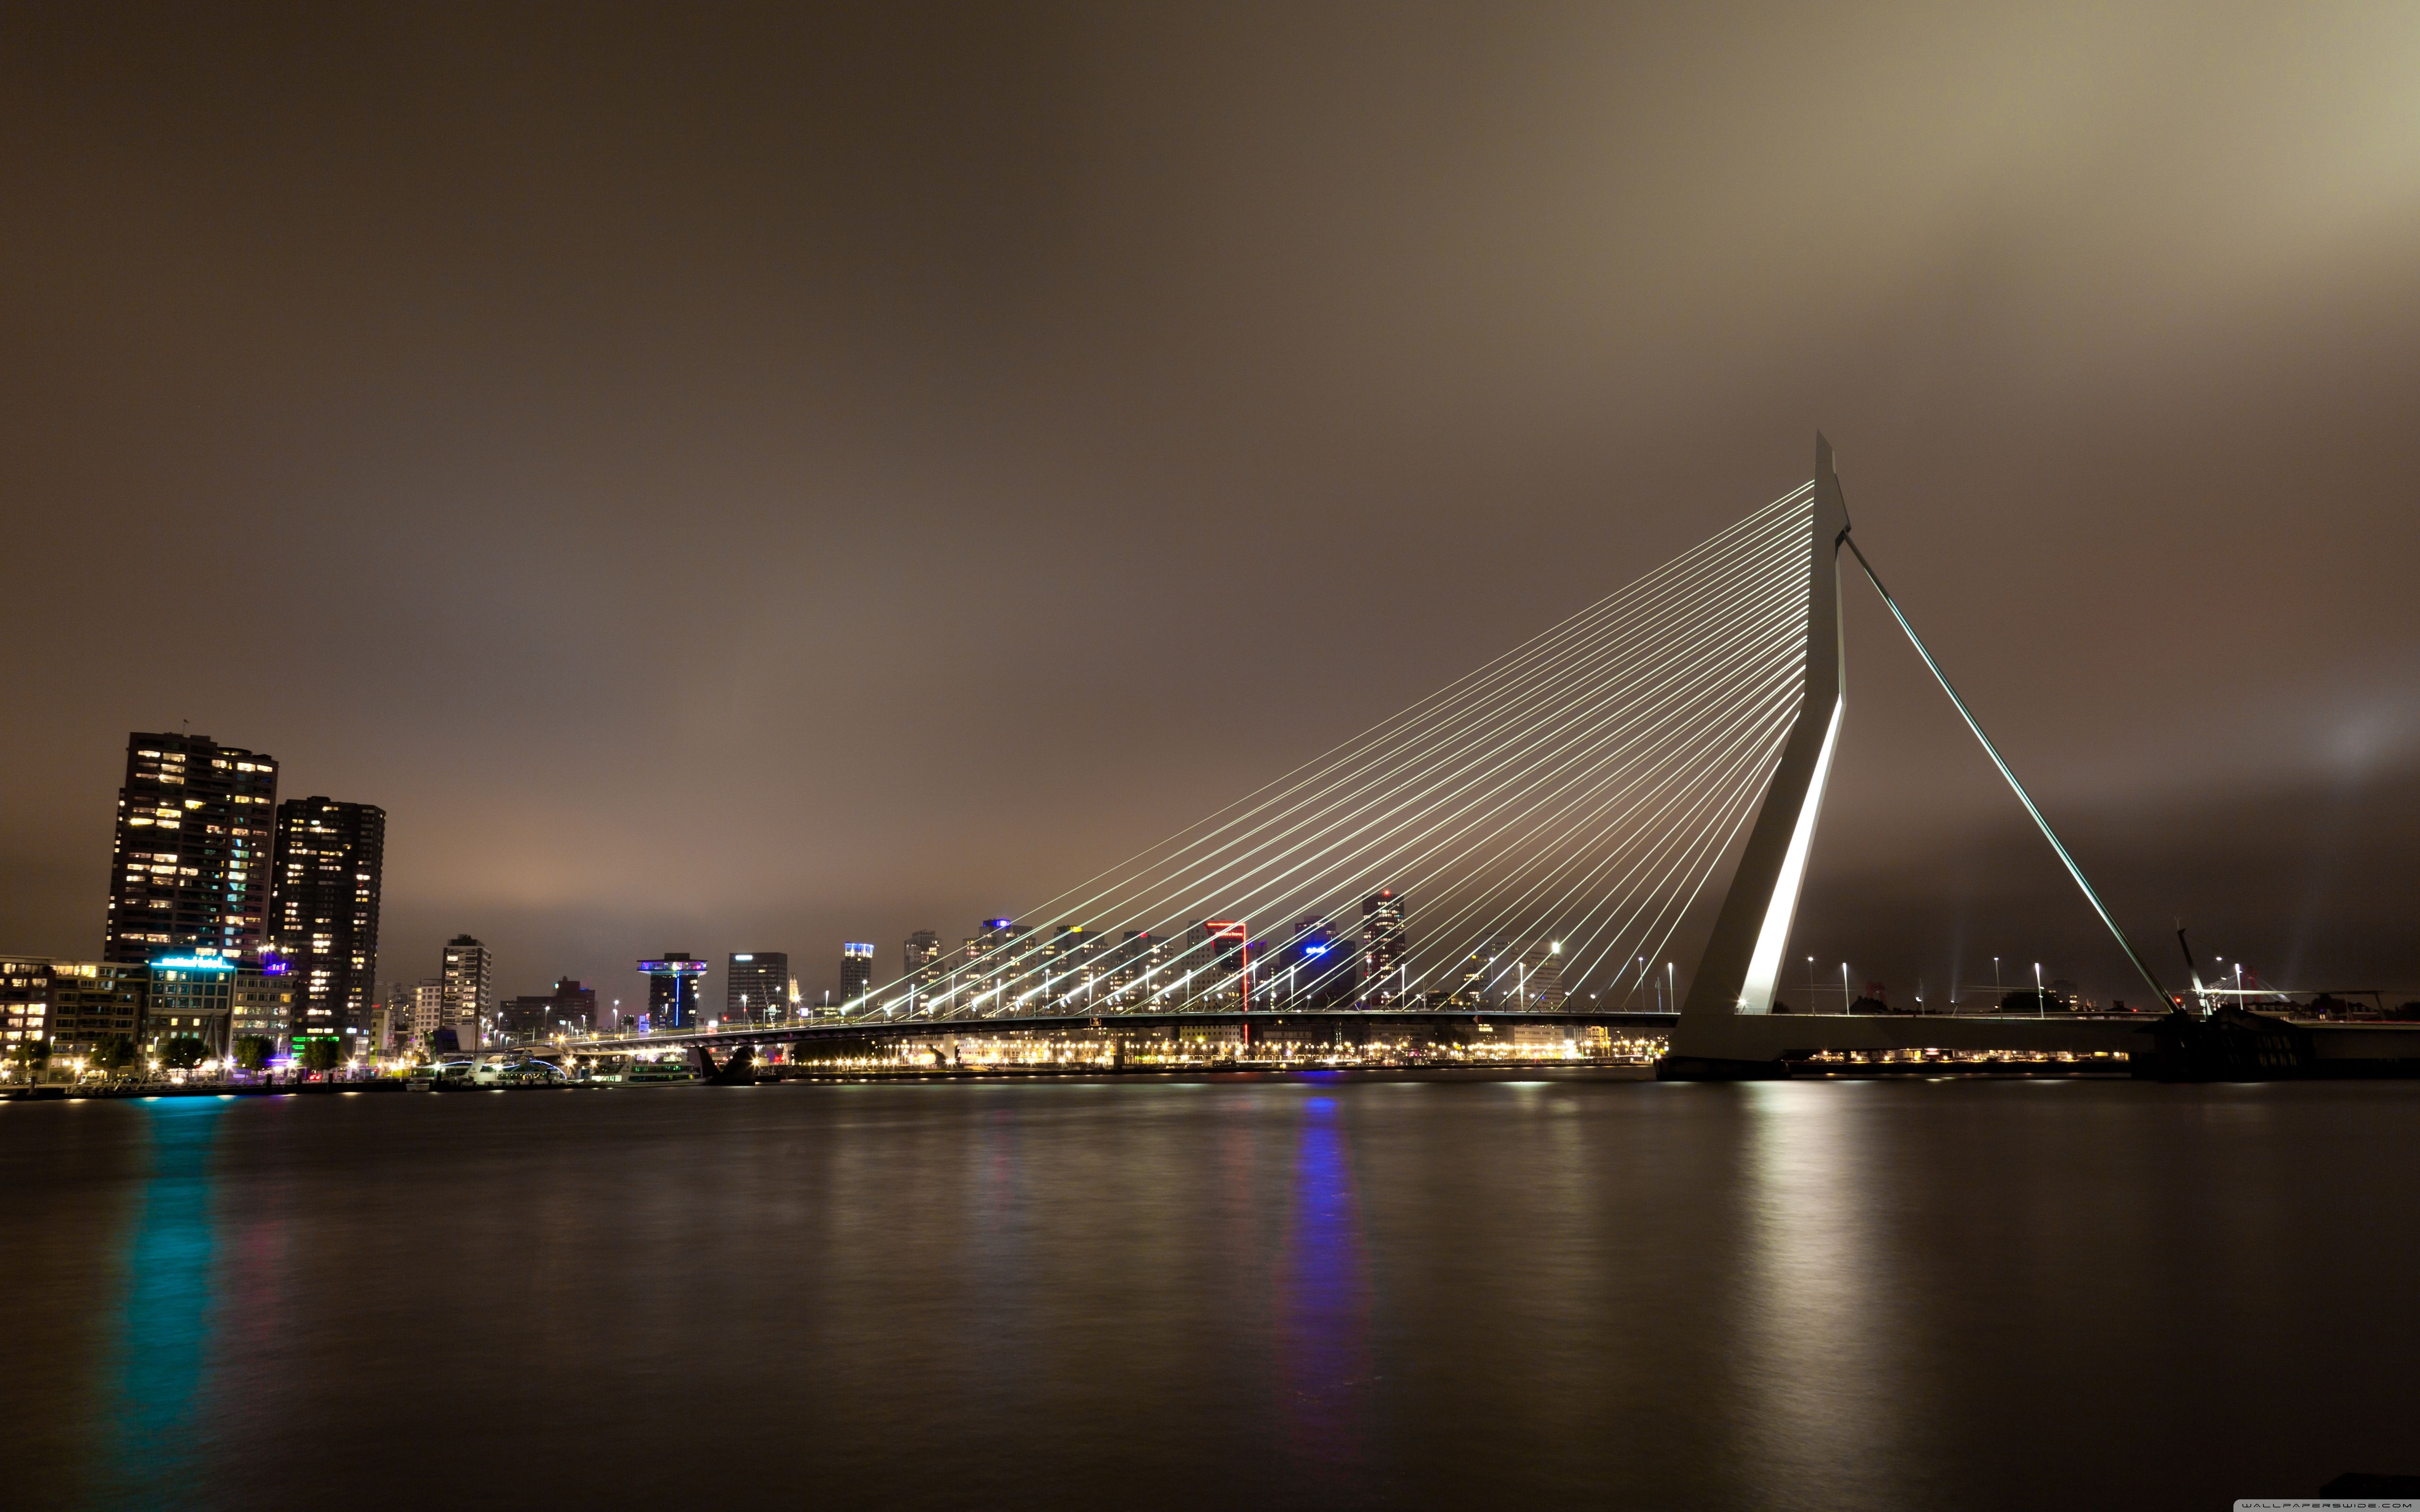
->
[1664,435,2174,1075]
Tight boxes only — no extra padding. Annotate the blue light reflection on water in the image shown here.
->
[1279,1094,1373,1487]
[94,1099,225,1509]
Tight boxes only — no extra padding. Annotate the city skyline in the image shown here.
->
[5,7,2419,1013]
[3,718,2400,1023]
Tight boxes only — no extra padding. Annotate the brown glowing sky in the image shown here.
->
[5,4,2418,1006]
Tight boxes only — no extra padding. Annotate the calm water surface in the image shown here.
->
[5,1073,2417,1509]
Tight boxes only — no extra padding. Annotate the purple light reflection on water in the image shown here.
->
[1278,1095,1374,1492]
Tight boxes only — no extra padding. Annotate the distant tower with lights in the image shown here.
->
[1359,889,1406,1004]
[839,942,874,1008]
[639,954,707,1031]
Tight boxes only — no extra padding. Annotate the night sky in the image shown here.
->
[5,5,2417,1007]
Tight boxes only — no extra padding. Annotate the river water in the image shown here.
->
[5,1072,2417,1509]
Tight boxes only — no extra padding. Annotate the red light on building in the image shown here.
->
[1202,919,1250,1010]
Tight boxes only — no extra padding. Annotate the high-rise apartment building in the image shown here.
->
[963,919,1031,1011]
[104,732,278,966]
[269,797,386,1051]
[903,931,942,988]
[440,936,493,1049]
[727,953,789,1024]
[639,954,706,1030]
[839,942,874,1006]
[1360,889,1407,1005]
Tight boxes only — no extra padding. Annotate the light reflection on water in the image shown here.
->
[1739,1082,1901,1507]
[96,1100,225,1510]
[1279,1096,1373,1487]
[5,1076,2419,1510]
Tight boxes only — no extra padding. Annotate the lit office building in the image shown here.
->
[269,797,386,1052]
[1279,917,1352,1007]
[727,953,789,1024]
[147,954,236,1057]
[639,954,707,1030]
[104,732,279,966]
[839,943,874,1007]
[1360,889,1407,1004]
[441,936,493,1049]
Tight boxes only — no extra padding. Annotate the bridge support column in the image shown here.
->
[1661,435,1848,1077]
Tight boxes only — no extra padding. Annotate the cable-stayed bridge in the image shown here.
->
[552,438,2417,1080]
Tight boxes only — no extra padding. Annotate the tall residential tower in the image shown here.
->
[440,935,493,1049]
[104,732,279,966]
[269,797,386,1052]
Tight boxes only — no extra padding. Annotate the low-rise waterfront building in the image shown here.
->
[49,961,146,1052]
[231,961,296,1049]
[147,954,236,1058]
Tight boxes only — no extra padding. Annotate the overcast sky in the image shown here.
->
[5,3,2417,1006]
